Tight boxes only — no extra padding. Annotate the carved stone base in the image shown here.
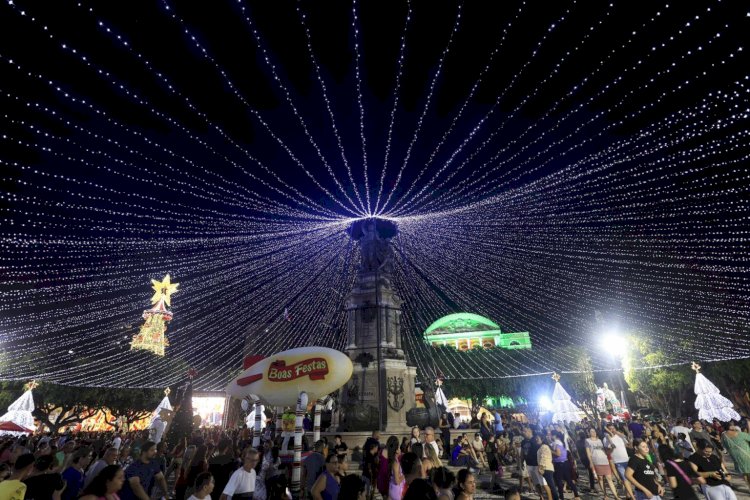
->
[339,359,416,433]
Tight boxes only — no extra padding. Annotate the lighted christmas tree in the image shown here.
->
[692,362,740,422]
[130,274,179,356]
[550,373,581,423]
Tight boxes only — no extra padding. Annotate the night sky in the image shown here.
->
[1,0,748,389]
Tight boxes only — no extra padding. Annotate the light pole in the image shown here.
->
[600,330,630,412]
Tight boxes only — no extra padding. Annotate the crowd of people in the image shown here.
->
[0,410,750,500]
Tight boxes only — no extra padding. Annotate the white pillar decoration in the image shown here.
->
[252,400,263,448]
[313,398,323,442]
[275,406,284,438]
[291,392,308,499]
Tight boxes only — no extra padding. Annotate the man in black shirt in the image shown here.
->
[689,442,737,500]
[208,438,237,500]
[520,427,546,498]
[626,440,664,500]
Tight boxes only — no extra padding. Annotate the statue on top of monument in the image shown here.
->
[359,220,394,274]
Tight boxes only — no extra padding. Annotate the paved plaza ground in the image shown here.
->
[450,457,750,499]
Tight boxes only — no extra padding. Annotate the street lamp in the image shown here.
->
[599,329,629,412]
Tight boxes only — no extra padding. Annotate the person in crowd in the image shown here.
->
[449,437,478,470]
[363,431,380,457]
[166,437,187,489]
[118,445,134,470]
[383,435,404,499]
[604,422,634,500]
[332,435,348,463]
[339,474,366,500]
[175,444,198,500]
[183,444,209,499]
[221,447,258,500]
[504,487,521,500]
[721,424,750,490]
[23,454,66,499]
[400,436,411,460]
[479,414,493,441]
[335,451,349,480]
[361,440,380,496]
[85,446,119,488]
[658,444,702,500]
[423,427,441,469]
[310,453,340,500]
[626,439,665,500]
[265,471,291,500]
[0,453,34,499]
[300,441,325,492]
[586,428,619,499]
[522,427,547,499]
[689,440,737,500]
[112,433,122,451]
[119,441,168,500]
[629,417,645,441]
[670,420,693,449]
[439,414,452,459]
[455,468,477,500]
[61,447,93,500]
[409,427,421,447]
[551,430,579,500]
[493,408,505,436]
[485,434,502,491]
[208,438,236,500]
[55,440,76,471]
[187,471,215,500]
[470,433,488,469]
[675,433,694,460]
[535,433,559,500]
[576,430,596,493]
[79,464,125,500]
[402,452,436,500]
[431,466,455,500]
[689,421,721,460]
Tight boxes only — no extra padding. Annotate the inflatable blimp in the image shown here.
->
[226,347,353,406]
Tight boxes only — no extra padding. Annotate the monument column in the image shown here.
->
[340,219,416,432]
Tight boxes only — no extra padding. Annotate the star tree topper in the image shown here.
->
[151,274,179,307]
[551,372,561,382]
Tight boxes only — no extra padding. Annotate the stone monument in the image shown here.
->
[338,218,417,432]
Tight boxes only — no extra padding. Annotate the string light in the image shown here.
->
[0,0,747,388]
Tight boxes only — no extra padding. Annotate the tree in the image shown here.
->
[702,359,750,415]
[446,377,500,412]
[564,350,601,421]
[100,387,164,430]
[623,335,693,417]
[31,382,109,433]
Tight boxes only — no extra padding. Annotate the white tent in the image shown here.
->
[0,386,36,434]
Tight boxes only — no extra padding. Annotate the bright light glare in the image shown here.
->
[539,395,553,411]
[601,333,628,355]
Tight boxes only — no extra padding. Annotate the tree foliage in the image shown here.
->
[623,335,693,417]
[101,387,164,428]
[31,382,110,433]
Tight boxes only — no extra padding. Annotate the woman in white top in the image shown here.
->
[585,428,620,499]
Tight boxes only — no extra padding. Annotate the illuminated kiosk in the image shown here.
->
[338,218,417,432]
[424,312,532,350]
